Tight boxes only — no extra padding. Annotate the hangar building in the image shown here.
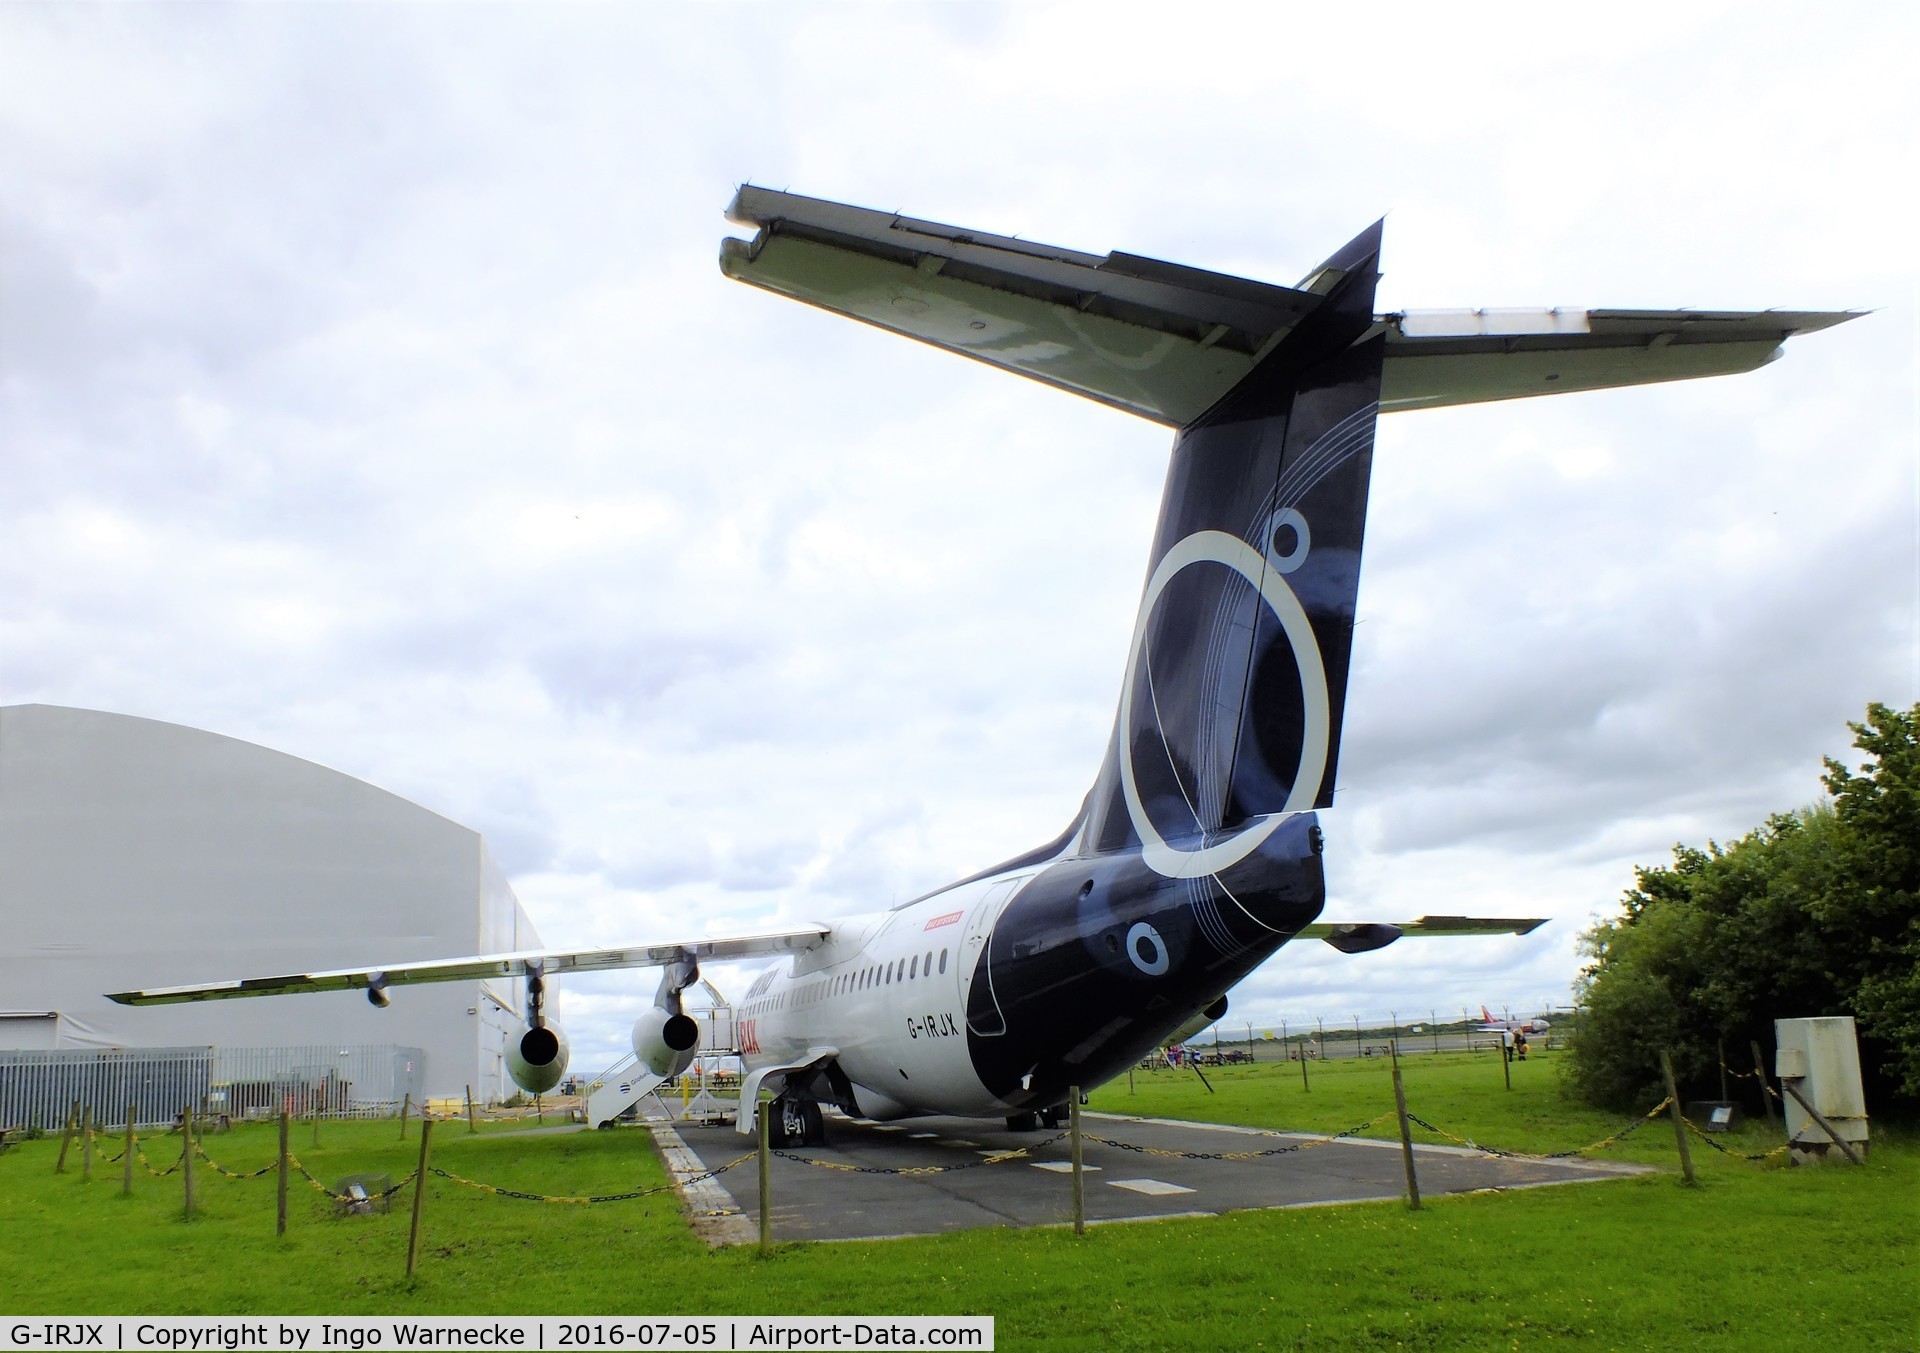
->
[0,704,542,1103]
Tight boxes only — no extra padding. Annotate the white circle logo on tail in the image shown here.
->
[1119,528,1331,879]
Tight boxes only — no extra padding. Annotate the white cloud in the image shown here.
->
[3,2,1913,1070]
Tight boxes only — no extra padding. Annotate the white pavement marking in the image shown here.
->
[1030,1161,1100,1173]
[940,1139,979,1148]
[908,1132,938,1139]
[1109,1178,1196,1196]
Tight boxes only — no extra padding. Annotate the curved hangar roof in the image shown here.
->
[720,186,1857,426]
[0,704,538,1098]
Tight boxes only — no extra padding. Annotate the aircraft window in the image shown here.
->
[909,955,918,980]
[924,949,933,974]
[939,949,948,974]
[885,963,893,985]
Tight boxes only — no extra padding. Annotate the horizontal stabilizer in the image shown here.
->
[721,186,1859,426]
[1300,915,1546,954]
[107,925,829,1005]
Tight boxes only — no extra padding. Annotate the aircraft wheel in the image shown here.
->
[1005,1111,1041,1131]
[770,1095,825,1148]
[1037,1104,1068,1129]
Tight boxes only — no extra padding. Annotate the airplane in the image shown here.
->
[109,188,1855,1149]
[1478,1006,1551,1034]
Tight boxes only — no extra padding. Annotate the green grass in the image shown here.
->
[1092,1047,1750,1165]
[3,1053,1915,1352]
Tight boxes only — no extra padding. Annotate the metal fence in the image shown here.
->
[0,1044,426,1130]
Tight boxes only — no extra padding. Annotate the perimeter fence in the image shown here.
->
[14,1040,1863,1283]
[0,1044,425,1130]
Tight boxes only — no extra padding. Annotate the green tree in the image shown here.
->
[1566,703,1920,1111]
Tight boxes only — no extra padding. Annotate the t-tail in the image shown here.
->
[1077,220,1382,871]
[721,189,1834,1107]
[722,193,1393,1101]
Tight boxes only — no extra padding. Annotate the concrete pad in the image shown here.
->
[653,1111,1653,1244]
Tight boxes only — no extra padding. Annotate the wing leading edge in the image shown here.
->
[720,185,1858,425]
[106,925,830,1006]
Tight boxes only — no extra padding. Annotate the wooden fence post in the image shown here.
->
[1392,1065,1421,1211]
[398,1093,411,1140]
[55,1101,79,1175]
[122,1105,136,1196]
[1070,1088,1086,1236]
[1750,1040,1778,1132]
[757,1096,772,1256]
[1780,1082,1864,1165]
[405,1119,434,1277]
[277,1109,290,1237]
[466,1085,477,1134]
[182,1105,196,1219]
[81,1106,95,1181]
[1658,1051,1696,1186]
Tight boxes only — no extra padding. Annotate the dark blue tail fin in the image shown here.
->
[1080,223,1384,868]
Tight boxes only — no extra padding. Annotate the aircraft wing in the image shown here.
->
[1298,915,1547,955]
[720,185,1858,426]
[105,925,830,1006]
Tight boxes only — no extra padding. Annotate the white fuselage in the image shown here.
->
[732,869,1032,1119]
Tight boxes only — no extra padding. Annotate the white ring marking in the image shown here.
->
[1126,922,1169,976]
[1118,529,1330,878]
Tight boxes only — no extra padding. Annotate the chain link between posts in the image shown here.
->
[1405,1098,1673,1160]
[426,1152,754,1204]
[64,1076,1801,1211]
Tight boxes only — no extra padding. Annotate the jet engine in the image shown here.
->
[504,959,569,1094]
[1165,995,1230,1047]
[506,1022,571,1095]
[632,1004,700,1079]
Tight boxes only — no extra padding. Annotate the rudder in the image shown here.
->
[1081,222,1384,864]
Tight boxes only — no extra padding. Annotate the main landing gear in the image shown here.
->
[765,1094,825,1148]
[1005,1104,1069,1131]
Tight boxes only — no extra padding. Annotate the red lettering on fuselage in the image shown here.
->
[923,910,962,930]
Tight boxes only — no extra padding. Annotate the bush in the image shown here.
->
[1567,704,1920,1111]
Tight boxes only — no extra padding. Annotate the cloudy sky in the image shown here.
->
[5,3,1914,1070]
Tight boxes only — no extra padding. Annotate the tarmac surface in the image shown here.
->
[649,1108,1650,1245]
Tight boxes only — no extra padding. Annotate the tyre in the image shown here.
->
[1005,1111,1040,1131]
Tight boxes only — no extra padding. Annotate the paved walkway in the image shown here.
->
[653,1110,1650,1244]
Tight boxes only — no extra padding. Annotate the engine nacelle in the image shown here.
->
[1165,995,1230,1048]
[632,1005,700,1079]
[506,1023,570,1095]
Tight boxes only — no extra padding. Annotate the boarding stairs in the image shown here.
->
[583,1054,668,1129]
[582,983,741,1129]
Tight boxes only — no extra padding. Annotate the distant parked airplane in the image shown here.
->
[1478,1006,1552,1034]
[112,189,1853,1147]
